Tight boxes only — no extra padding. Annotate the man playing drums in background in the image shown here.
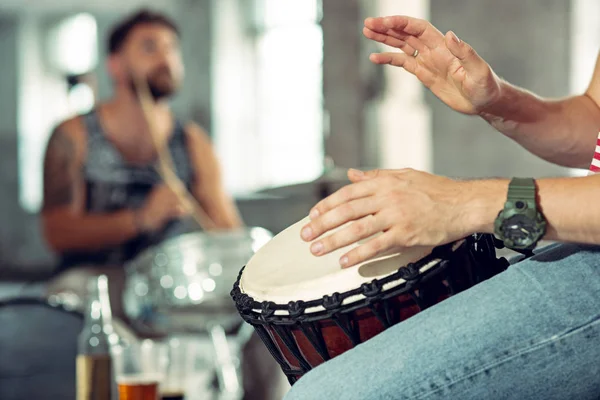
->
[41,9,280,400]
[286,15,600,399]
[42,9,241,304]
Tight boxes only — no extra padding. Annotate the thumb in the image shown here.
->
[445,31,485,72]
[348,168,367,182]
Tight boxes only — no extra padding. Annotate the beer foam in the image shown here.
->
[116,373,162,385]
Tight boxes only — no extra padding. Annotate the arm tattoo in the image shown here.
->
[42,127,78,210]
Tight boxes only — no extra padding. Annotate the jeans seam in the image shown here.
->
[411,315,600,400]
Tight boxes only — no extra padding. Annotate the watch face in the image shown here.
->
[501,214,538,248]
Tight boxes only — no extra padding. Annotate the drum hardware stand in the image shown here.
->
[208,323,242,400]
[167,320,255,400]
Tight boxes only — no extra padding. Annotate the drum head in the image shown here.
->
[240,217,449,308]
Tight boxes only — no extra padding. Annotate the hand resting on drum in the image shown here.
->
[301,168,504,268]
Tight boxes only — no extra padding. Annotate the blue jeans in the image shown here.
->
[284,243,600,399]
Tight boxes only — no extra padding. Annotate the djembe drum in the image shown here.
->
[232,217,509,384]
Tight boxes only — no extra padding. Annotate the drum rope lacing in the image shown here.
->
[232,234,508,323]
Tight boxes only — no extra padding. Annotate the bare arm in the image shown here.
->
[301,168,600,267]
[185,123,244,229]
[480,55,600,169]
[469,173,600,244]
[41,119,140,253]
[363,16,600,168]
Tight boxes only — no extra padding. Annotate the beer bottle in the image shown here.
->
[76,275,116,400]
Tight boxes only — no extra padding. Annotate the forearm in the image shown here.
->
[466,174,600,244]
[193,186,244,230]
[42,209,139,253]
[479,81,600,168]
[203,197,244,229]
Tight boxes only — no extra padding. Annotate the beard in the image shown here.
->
[128,66,180,100]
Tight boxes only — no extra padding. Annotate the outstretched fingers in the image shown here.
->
[363,27,417,56]
[368,52,418,74]
[365,16,445,49]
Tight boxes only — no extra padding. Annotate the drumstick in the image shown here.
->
[133,75,218,231]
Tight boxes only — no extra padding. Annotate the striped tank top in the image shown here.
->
[588,133,600,174]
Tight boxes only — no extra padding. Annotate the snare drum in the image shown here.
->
[232,217,509,384]
[124,228,273,334]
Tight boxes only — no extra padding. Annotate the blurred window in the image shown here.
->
[213,0,324,194]
[19,13,98,212]
[253,0,324,190]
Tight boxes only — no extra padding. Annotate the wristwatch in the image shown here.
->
[493,177,547,251]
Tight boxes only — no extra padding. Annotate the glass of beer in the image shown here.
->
[160,336,192,400]
[113,339,168,400]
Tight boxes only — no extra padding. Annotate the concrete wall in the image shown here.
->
[429,0,575,179]
[0,13,53,275]
[322,0,366,168]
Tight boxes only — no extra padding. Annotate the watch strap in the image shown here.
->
[507,177,536,203]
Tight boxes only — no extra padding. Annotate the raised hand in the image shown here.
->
[364,15,502,115]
